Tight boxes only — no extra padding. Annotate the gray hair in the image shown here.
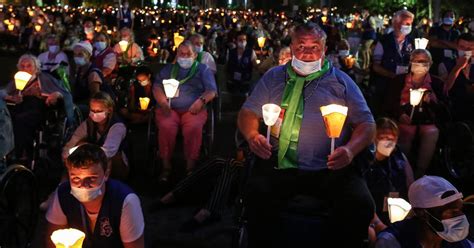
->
[17,54,41,72]
[291,22,327,45]
[410,49,433,64]
[393,10,415,23]
[178,40,196,55]
[188,33,204,43]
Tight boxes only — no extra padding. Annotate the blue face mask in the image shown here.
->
[194,45,203,53]
[177,57,194,69]
[443,17,454,26]
[74,57,87,66]
[94,41,107,51]
[400,25,412,35]
[291,55,322,76]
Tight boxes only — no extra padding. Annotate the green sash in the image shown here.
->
[170,61,199,84]
[277,60,330,169]
[197,52,203,63]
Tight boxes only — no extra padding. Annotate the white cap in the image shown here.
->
[408,176,463,209]
[73,41,93,56]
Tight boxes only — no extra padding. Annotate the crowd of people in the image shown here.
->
[0,2,474,247]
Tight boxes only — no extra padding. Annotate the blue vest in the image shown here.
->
[57,179,134,248]
[382,218,471,248]
[119,8,132,28]
[227,48,253,83]
[380,32,414,73]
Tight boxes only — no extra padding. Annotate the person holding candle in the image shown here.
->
[1,54,71,163]
[383,49,444,178]
[375,176,471,248]
[46,144,144,248]
[119,66,155,124]
[153,41,217,182]
[237,22,376,247]
[113,27,144,67]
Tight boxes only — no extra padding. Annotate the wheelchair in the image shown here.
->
[0,164,38,248]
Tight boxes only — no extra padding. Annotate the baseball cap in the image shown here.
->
[73,41,93,55]
[408,176,463,209]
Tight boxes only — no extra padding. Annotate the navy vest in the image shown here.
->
[227,48,253,83]
[382,218,471,248]
[380,32,414,73]
[86,114,125,148]
[57,179,134,248]
[119,8,132,28]
[73,65,117,103]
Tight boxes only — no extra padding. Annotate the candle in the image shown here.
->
[139,97,150,110]
[262,103,282,142]
[320,104,348,153]
[50,228,85,248]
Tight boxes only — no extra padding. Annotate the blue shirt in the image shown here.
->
[242,64,374,171]
[153,63,217,111]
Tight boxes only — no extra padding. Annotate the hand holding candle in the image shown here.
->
[262,103,281,143]
[14,71,32,95]
[320,104,348,153]
[409,88,427,119]
[119,40,129,52]
[162,79,180,107]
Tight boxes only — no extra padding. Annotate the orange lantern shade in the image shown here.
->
[320,104,348,138]
[344,55,356,69]
[139,97,150,110]
[321,16,327,23]
[14,71,32,91]
[173,33,184,49]
[257,37,266,49]
[153,48,158,54]
[50,228,85,248]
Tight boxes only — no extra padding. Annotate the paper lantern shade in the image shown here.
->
[50,228,85,248]
[8,24,14,31]
[415,38,429,50]
[34,24,42,32]
[69,146,79,155]
[14,71,32,91]
[205,24,211,29]
[257,37,266,49]
[262,104,281,126]
[118,40,129,52]
[162,79,180,99]
[173,35,184,48]
[387,198,412,223]
[139,97,150,110]
[320,104,348,138]
[321,16,327,23]
[409,88,427,106]
[344,55,356,69]
[346,22,353,29]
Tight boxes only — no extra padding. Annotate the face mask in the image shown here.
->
[89,111,107,123]
[195,45,203,53]
[458,50,472,59]
[376,140,396,157]
[84,27,94,34]
[177,57,194,69]
[411,62,430,75]
[74,57,87,66]
[236,24,241,29]
[212,33,218,39]
[70,178,105,202]
[400,25,412,35]
[139,79,150,86]
[291,55,322,76]
[443,17,454,26]
[49,45,60,54]
[94,41,107,51]
[237,41,247,49]
[338,50,350,57]
[425,211,470,243]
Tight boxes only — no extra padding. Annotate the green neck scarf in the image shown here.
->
[277,59,330,169]
[170,61,199,84]
[197,52,203,63]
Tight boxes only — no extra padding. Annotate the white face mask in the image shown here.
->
[458,50,472,59]
[426,211,470,243]
[89,111,107,123]
[49,45,60,54]
[74,57,87,66]
[411,62,430,75]
[139,79,150,86]
[237,41,247,49]
[177,57,194,69]
[194,45,203,53]
[338,50,350,57]
[376,140,396,157]
[400,25,412,35]
[443,17,454,26]
[84,27,94,34]
[94,41,107,52]
[70,178,105,203]
[291,55,322,76]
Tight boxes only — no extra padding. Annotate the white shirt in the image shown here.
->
[94,49,117,71]
[200,51,217,74]
[46,188,144,243]
[38,51,70,75]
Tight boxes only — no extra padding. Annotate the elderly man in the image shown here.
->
[376,176,471,247]
[153,41,217,181]
[372,10,415,116]
[189,33,217,75]
[46,144,144,248]
[238,22,375,247]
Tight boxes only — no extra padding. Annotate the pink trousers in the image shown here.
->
[155,109,207,161]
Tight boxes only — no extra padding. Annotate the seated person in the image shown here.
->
[364,117,415,225]
[92,32,117,79]
[376,175,471,247]
[113,27,144,67]
[383,49,444,178]
[62,92,129,180]
[38,34,70,78]
[153,41,217,181]
[256,46,290,76]
[328,39,364,83]
[2,54,70,163]
[119,66,155,124]
[0,98,13,173]
[46,144,144,248]
[189,33,217,74]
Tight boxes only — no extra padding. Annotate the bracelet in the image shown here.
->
[199,96,207,104]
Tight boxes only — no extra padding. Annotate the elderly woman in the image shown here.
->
[384,49,444,178]
[113,27,144,67]
[153,41,217,182]
[2,54,70,162]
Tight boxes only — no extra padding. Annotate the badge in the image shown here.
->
[99,217,113,237]
[396,65,409,75]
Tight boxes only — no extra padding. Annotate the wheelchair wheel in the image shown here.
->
[202,104,215,158]
[0,164,38,248]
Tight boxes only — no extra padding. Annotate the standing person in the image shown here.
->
[226,31,258,94]
[376,176,471,248]
[46,144,144,248]
[237,22,375,247]
[117,1,134,30]
[372,10,415,116]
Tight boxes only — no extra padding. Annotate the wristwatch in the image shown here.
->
[199,96,207,104]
